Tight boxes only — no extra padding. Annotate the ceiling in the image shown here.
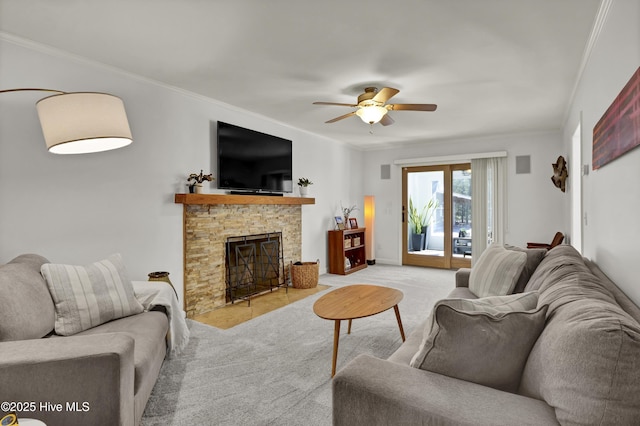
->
[0,0,602,149]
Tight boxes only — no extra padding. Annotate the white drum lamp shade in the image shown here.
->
[36,92,132,154]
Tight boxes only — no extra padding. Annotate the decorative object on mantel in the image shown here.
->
[187,170,214,194]
[297,177,313,197]
[551,156,568,193]
[593,66,640,170]
[341,203,358,228]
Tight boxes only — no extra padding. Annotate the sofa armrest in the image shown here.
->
[455,268,471,287]
[0,333,135,426]
[333,354,559,426]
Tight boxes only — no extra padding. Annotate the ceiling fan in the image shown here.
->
[313,87,437,126]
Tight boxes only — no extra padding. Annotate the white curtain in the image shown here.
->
[471,156,507,263]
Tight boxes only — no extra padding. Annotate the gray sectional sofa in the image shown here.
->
[0,254,169,426]
[333,245,640,425]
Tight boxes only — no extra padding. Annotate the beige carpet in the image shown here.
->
[142,264,456,426]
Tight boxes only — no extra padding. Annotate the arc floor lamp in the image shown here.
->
[0,88,132,154]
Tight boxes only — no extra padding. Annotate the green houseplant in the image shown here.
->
[297,178,313,196]
[187,170,214,194]
[408,197,438,251]
[341,203,358,227]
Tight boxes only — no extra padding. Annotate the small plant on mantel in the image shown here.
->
[187,170,214,194]
[297,177,313,196]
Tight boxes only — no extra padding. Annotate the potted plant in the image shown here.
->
[341,203,358,228]
[187,170,214,194]
[297,177,313,197]
[409,197,438,251]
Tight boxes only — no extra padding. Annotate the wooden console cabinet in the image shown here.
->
[328,228,367,275]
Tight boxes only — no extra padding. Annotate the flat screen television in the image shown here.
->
[217,121,293,194]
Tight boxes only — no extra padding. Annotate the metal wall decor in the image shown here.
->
[551,155,568,192]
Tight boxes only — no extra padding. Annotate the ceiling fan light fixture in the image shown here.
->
[356,105,387,124]
[313,86,436,127]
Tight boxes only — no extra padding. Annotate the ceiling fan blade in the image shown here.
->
[372,87,399,104]
[313,101,357,107]
[388,103,438,111]
[325,111,356,123]
[380,114,395,126]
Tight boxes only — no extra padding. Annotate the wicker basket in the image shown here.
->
[290,261,319,289]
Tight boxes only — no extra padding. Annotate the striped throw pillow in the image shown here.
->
[469,243,527,296]
[41,254,144,336]
[410,292,546,393]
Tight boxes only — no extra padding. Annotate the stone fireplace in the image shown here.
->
[175,194,314,318]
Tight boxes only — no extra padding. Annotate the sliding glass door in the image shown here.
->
[402,164,472,269]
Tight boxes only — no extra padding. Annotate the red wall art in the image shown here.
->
[593,66,640,170]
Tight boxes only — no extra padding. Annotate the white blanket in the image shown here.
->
[132,280,190,358]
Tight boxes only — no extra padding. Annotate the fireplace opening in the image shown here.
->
[225,232,286,305]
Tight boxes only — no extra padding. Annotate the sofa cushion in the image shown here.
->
[525,245,618,310]
[41,254,144,336]
[76,311,169,395]
[524,245,593,293]
[505,245,546,293]
[469,243,527,297]
[447,286,478,299]
[519,244,640,424]
[520,298,640,424]
[0,254,55,341]
[410,292,546,393]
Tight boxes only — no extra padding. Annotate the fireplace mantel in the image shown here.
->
[175,193,315,205]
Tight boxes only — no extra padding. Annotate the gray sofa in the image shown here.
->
[333,245,640,425]
[0,254,169,426]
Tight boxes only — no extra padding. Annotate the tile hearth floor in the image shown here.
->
[193,284,331,329]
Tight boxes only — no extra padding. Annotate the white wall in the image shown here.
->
[563,0,640,305]
[362,131,567,264]
[0,36,363,302]
[8,3,638,308]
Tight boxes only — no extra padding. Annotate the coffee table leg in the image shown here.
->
[332,320,341,377]
[394,305,406,342]
[347,319,352,334]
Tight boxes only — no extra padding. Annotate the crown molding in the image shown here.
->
[562,0,614,122]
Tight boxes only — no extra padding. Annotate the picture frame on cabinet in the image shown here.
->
[349,218,358,229]
[334,216,345,230]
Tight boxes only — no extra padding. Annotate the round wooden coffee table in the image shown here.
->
[313,284,405,377]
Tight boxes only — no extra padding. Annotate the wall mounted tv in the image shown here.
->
[217,121,293,194]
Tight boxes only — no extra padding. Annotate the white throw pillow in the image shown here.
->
[469,243,527,296]
[41,254,144,336]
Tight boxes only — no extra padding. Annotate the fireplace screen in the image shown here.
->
[225,232,285,304]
